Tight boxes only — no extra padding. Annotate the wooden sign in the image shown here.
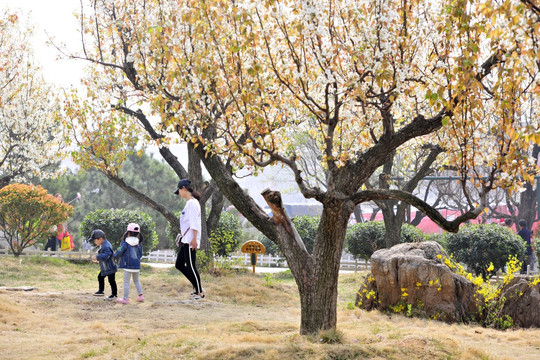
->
[240,240,266,272]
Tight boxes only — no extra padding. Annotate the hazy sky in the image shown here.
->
[0,0,85,87]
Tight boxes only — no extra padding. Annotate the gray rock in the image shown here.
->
[356,241,478,322]
[500,276,540,328]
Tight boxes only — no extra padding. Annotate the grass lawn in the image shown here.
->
[0,256,539,359]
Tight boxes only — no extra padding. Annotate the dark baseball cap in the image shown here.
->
[173,179,191,194]
[87,229,106,241]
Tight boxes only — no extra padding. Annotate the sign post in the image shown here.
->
[240,240,266,273]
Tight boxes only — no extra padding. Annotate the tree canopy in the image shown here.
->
[63,0,540,334]
[0,11,66,187]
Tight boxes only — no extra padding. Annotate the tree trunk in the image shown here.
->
[261,190,351,334]
[187,144,212,253]
[298,205,350,334]
[382,201,408,248]
[519,182,537,226]
[353,204,364,223]
[383,215,402,248]
[206,188,224,236]
[518,145,539,226]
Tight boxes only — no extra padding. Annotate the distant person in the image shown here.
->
[81,237,94,252]
[58,224,74,252]
[504,219,513,227]
[90,229,118,299]
[531,228,537,272]
[43,194,66,251]
[518,219,532,274]
[113,223,144,304]
[174,179,205,300]
[43,226,58,251]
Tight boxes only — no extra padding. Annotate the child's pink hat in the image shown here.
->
[127,223,140,233]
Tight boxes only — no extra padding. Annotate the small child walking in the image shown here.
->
[114,223,144,304]
[89,229,118,299]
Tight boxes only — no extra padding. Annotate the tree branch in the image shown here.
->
[350,189,484,232]
[114,105,188,179]
[104,173,180,233]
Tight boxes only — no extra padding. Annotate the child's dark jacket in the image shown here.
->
[96,240,117,276]
[114,237,142,270]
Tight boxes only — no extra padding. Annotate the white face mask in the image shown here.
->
[126,236,139,246]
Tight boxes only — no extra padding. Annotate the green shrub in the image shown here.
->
[165,210,182,249]
[400,223,426,243]
[210,211,242,257]
[446,224,526,279]
[258,215,320,256]
[79,209,158,254]
[292,215,318,254]
[424,232,450,250]
[346,222,427,260]
[346,221,386,260]
[258,232,281,256]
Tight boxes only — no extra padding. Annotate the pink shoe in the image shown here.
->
[117,298,129,304]
[137,294,144,302]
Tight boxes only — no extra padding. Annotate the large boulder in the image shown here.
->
[500,276,540,328]
[356,241,478,322]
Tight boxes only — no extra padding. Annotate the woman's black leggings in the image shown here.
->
[175,243,203,293]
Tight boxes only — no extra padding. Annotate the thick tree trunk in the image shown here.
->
[297,205,350,334]
[519,181,538,227]
[262,189,351,334]
[383,214,402,248]
[382,201,408,248]
[353,204,364,223]
[195,140,486,335]
[206,188,224,235]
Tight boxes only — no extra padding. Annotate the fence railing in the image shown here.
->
[141,249,371,271]
[0,248,94,260]
[0,248,371,271]
[2,248,537,277]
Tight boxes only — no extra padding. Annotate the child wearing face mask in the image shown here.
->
[113,223,144,304]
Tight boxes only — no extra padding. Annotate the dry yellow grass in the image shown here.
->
[1,256,539,359]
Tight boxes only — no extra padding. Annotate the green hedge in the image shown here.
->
[258,215,319,256]
[446,223,526,279]
[346,222,426,260]
[210,211,242,257]
[79,209,158,255]
[166,210,243,256]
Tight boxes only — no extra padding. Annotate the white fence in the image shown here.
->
[142,249,371,271]
[0,248,94,260]
[0,247,371,271]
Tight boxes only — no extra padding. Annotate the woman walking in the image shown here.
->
[174,179,205,299]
